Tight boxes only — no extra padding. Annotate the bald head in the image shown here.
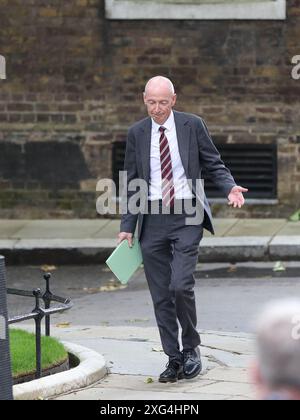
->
[144,76,175,96]
[143,76,177,125]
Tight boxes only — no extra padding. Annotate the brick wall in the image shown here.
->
[0,0,299,219]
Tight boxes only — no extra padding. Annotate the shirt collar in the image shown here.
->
[151,111,174,133]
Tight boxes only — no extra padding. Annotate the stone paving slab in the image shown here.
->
[189,380,255,398]
[203,218,238,237]
[92,220,122,239]
[95,373,216,393]
[56,374,254,400]
[225,219,287,237]
[47,325,254,359]
[59,338,215,376]
[56,385,229,400]
[9,220,109,239]
[13,238,117,250]
[204,367,251,383]
[201,332,255,355]
[0,220,28,238]
[97,219,240,239]
[202,348,253,369]
[49,325,161,342]
[276,222,300,236]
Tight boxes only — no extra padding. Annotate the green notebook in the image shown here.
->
[105,238,143,284]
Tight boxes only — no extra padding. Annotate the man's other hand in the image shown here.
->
[117,232,133,247]
[228,186,248,208]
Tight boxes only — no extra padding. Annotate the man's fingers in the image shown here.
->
[118,233,133,246]
[118,233,133,247]
[228,195,245,207]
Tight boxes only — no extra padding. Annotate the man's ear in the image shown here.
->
[143,92,147,105]
[172,94,177,107]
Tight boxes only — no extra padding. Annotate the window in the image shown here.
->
[105,0,286,20]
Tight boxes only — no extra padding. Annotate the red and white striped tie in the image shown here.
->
[159,126,175,207]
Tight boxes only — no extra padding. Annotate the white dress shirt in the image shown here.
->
[149,111,194,200]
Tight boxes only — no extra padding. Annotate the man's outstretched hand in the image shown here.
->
[117,232,133,247]
[228,186,248,208]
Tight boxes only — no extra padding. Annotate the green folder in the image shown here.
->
[105,238,143,284]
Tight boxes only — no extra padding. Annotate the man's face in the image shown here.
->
[143,87,176,125]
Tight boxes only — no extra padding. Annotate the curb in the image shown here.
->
[13,341,108,400]
[0,239,116,265]
[1,236,300,264]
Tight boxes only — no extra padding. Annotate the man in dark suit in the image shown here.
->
[118,76,247,383]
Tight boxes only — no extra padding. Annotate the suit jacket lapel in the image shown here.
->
[174,111,190,178]
[140,117,152,184]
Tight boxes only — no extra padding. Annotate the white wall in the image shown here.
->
[105,0,286,20]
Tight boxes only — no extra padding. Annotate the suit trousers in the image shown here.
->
[139,199,203,363]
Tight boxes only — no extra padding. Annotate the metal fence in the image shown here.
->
[0,256,13,400]
[7,271,73,380]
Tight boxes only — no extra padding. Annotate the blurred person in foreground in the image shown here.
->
[253,299,300,400]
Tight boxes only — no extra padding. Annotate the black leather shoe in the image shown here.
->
[181,347,202,379]
[159,360,184,383]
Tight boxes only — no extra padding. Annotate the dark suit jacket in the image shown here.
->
[120,110,237,239]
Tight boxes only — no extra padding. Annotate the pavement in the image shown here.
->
[53,326,256,401]
[11,263,300,401]
[0,217,300,264]
[16,324,256,401]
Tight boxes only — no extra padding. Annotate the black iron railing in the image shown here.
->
[7,272,73,379]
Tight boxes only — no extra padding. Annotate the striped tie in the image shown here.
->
[159,126,175,207]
